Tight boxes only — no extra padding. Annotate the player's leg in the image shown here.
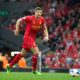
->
[31,46,41,75]
[6,48,28,73]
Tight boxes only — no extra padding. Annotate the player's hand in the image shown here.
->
[42,37,50,46]
[43,36,49,42]
[14,30,19,36]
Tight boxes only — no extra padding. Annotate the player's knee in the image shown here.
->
[32,50,39,54]
[20,53,25,56]
[34,51,41,55]
[21,48,27,56]
[34,52,38,55]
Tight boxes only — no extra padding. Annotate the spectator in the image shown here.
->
[0,52,3,71]
[18,57,27,68]
[2,54,9,69]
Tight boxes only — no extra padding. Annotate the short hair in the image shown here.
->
[35,7,42,11]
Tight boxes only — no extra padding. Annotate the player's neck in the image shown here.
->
[35,15,40,19]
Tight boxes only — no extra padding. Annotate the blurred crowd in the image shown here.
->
[0,0,80,69]
[40,0,80,69]
[0,0,30,2]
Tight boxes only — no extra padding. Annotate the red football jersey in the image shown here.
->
[21,15,45,39]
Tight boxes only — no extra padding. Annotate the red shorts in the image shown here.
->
[22,35,37,51]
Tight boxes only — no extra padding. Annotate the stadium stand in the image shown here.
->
[0,0,80,70]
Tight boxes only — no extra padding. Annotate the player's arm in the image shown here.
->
[15,18,22,36]
[43,23,49,42]
[15,16,31,36]
[15,16,29,36]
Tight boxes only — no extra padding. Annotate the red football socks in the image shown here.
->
[32,54,38,71]
[10,53,23,68]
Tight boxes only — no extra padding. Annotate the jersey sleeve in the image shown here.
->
[19,16,31,22]
[42,17,47,30]
[42,17,46,24]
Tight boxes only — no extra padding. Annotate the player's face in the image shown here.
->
[35,10,42,18]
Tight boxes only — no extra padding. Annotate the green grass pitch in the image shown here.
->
[0,72,80,80]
